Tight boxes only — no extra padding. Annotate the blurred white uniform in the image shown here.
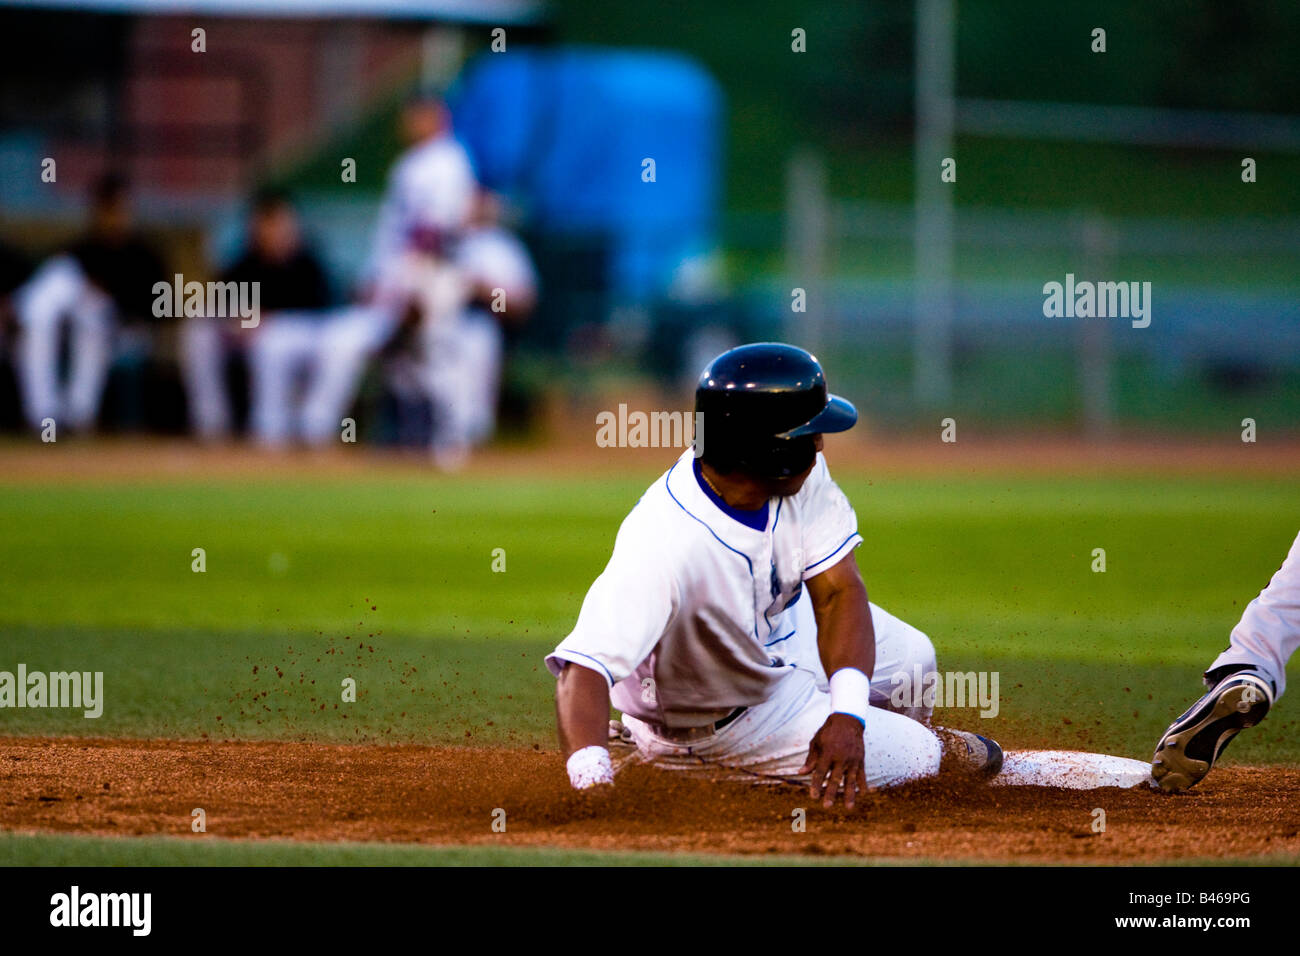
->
[180,315,236,439]
[366,132,478,293]
[247,310,337,445]
[363,130,478,344]
[253,132,478,447]
[1208,529,1300,698]
[423,226,537,456]
[15,255,113,430]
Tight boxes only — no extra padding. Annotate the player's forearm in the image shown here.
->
[554,662,612,756]
[813,582,876,679]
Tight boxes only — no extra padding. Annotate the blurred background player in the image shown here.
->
[417,189,536,468]
[2,5,1298,456]
[182,188,332,442]
[300,93,479,449]
[14,173,167,433]
[366,93,477,312]
[1153,529,1300,791]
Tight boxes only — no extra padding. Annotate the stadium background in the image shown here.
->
[3,0,1299,434]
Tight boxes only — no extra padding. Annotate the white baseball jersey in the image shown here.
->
[546,449,862,728]
[419,227,537,448]
[366,132,478,279]
[455,226,537,304]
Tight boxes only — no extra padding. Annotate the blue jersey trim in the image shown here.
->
[555,650,616,686]
[804,532,861,573]
[764,629,795,648]
[666,460,761,642]
[666,462,755,577]
[692,459,769,531]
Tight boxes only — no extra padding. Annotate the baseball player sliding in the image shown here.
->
[547,343,1002,807]
[1152,529,1299,791]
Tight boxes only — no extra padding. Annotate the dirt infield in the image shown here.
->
[1,431,1298,484]
[3,737,1298,862]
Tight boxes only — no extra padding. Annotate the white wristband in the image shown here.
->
[566,745,614,790]
[829,667,870,726]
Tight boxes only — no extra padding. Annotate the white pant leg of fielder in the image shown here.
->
[624,668,942,789]
[16,255,112,430]
[1207,528,1300,699]
[180,316,233,439]
[789,593,937,722]
[299,305,398,445]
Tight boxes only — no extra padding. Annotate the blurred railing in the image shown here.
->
[725,185,1300,431]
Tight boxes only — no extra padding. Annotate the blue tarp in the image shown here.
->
[449,47,724,301]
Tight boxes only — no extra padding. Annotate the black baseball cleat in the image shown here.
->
[1152,669,1274,793]
[935,727,1004,777]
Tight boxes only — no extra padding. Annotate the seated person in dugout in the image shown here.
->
[181,188,333,443]
[547,342,1003,807]
[14,173,168,434]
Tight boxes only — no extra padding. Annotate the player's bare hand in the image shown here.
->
[800,713,867,809]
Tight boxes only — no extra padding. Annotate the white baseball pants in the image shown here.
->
[246,305,397,447]
[622,599,943,788]
[179,315,238,439]
[248,252,458,448]
[1208,528,1300,699]
[423,309,503,451]
[15,255,115,431]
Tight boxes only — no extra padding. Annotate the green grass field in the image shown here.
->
[1,464,1297,864]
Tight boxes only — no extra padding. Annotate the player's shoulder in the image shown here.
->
[611,456,707,551]
[615,466,676,535]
